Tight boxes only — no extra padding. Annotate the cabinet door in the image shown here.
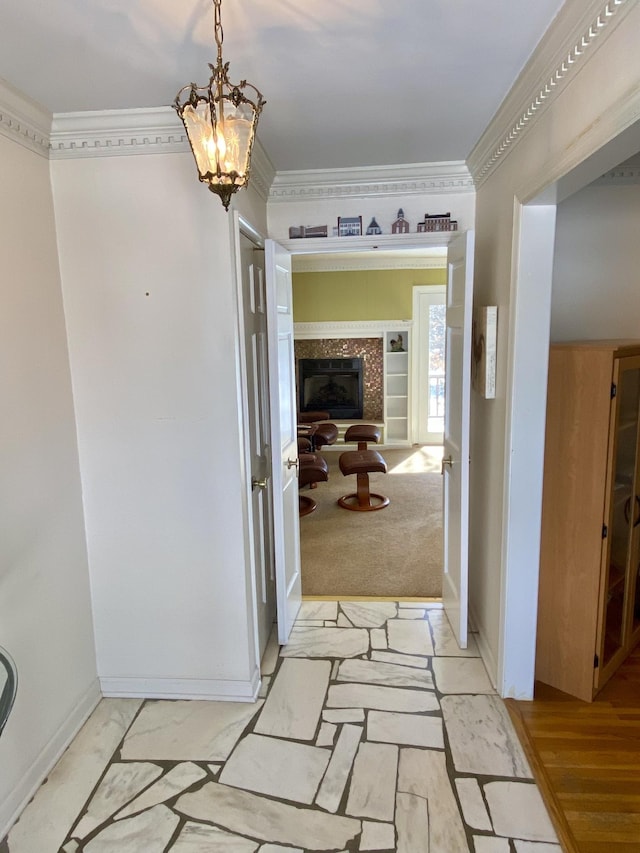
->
[597,355,640,688]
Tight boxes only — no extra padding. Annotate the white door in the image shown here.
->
[442,231,474,647]
[265,239,302,643]
[238,228,276,659]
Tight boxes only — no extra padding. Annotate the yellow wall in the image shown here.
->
[292,268,446,321]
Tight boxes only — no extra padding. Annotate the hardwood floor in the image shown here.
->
[506,646,640,853]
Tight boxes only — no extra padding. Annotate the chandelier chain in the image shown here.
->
[213,0,224,64]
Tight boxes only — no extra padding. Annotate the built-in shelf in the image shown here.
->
[282,231,456,256]
[384,330,411,444]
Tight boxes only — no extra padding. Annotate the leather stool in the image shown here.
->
[298,413,339,452]
[298,410,331,424]
[338,449,389,512]
[344,423,381,450]
[314,421,339,451]
[298,453,329,516]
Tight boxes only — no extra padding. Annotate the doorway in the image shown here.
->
[290,249,450,600]
[500,123,640,699]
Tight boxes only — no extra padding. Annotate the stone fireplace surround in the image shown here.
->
[294,337,384,421]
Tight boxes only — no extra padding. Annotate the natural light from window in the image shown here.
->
[388,445,444,475]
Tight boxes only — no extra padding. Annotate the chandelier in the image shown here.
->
[174,0,266,211]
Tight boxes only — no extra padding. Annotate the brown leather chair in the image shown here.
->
[298,452,329,516]
[298,412,339,452]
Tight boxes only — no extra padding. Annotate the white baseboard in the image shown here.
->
[0,678,102,841]
[100,668,261,702]
[469,601,499,691]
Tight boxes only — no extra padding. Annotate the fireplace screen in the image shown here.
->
[298,358,364,419]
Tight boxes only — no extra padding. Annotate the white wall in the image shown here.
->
[551,181,640,341]
[0,128,98,836]
[51,149,268,700]
[469,1,640,696]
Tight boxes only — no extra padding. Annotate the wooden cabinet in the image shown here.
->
[384,330,410,444]
[537,341,640,701]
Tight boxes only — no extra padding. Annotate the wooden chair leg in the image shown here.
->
[356,471,371,507]
[339,471,389,512]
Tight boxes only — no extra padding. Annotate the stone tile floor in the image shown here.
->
[2,601,560,852]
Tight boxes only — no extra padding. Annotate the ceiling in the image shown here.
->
[0,0,565,172]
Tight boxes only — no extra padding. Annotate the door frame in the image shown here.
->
[232,212,270,674]
[499,119,640,698]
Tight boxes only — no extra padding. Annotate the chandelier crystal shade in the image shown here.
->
[174,0,266,210]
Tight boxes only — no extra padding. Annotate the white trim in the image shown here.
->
[516,87,640,205]
[0,679,101,840]
[100,669,261,702]
[293,254,447,273]
[48,107,276,201]
[467,0,633,187]
[283,232,457,256]
[0,77,51,158]
[269,161,474,202]
[294,320,411,340]
[49,106,186,158]
[469,601,499,690]
[499,202,557,700]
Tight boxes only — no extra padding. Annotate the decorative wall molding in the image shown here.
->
[269,161,474,202]
[294,320,412,340]
[48,106,276,201]
[293,254,447,273]
[49,107,187,159]
[467,0,632,187]
[0,77,51,158]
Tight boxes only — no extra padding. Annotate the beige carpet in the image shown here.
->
[300,446,443,597]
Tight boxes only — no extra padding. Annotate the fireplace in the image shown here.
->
[298,358,364,419]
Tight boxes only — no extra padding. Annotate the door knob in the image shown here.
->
[287,457,299,472]
[251,477,268,491]
[441,454,453,475]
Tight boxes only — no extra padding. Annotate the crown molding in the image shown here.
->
[49,107,187,158]
[248,139,277,202]
[49,106,275,200]
[269,161,474,202]
[467,0,633,187]
[0,76,51,157]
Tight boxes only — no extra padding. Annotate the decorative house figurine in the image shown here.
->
[289,225,328,239]
[337,216,363,237]
[391,208,410,234]
[416,212,458,232]
[389,333,406,352]
[366,217,382,235]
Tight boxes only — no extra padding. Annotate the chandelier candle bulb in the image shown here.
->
[174,0,266,210]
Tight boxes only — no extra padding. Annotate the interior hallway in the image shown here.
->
[2,602,559,852]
